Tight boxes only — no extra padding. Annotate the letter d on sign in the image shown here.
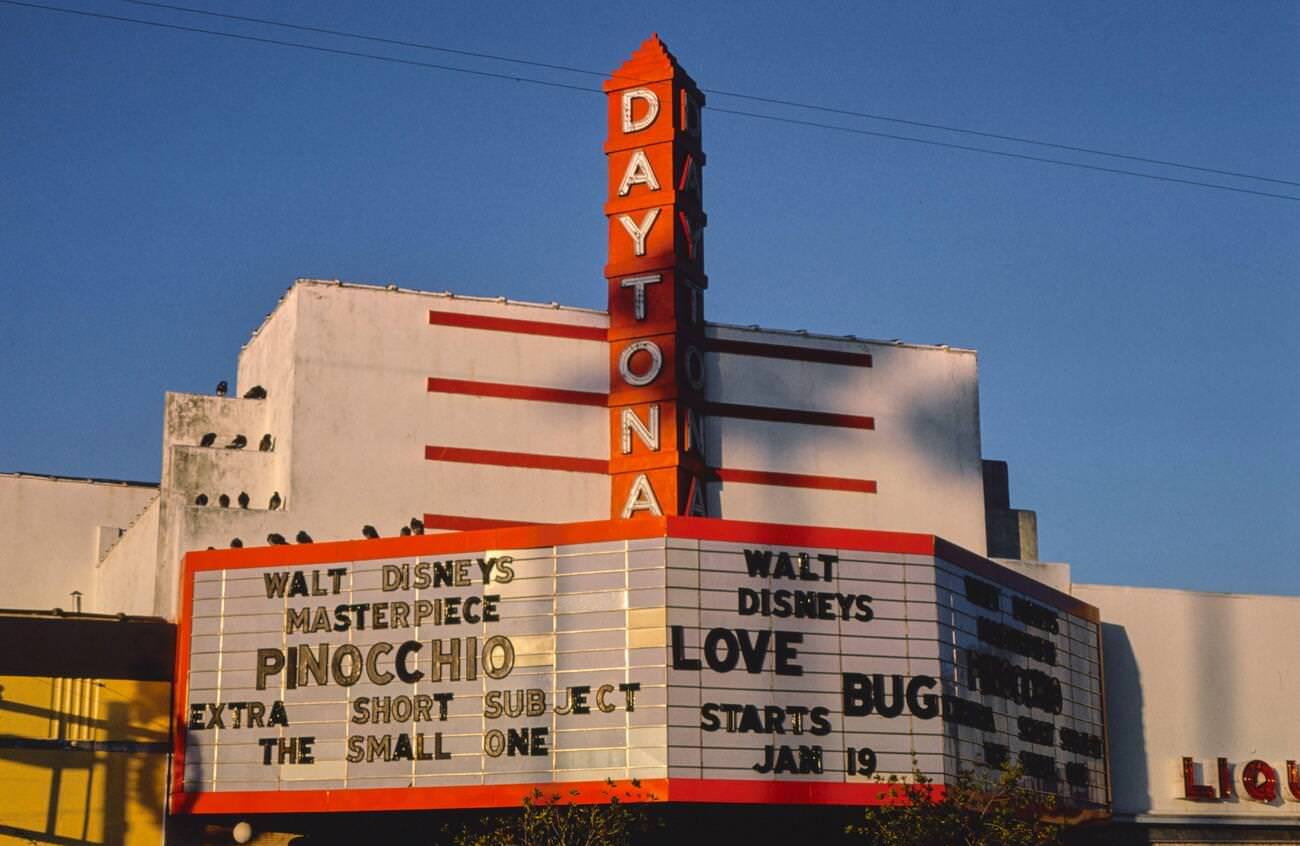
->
[622,89,659,133]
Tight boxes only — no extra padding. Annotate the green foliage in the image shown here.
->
[848,765,1065,846]
[452,779,656,846]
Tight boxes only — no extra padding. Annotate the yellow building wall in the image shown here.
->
[0,675,170,846]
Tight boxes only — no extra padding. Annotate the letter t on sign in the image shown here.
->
[621,274,661,321]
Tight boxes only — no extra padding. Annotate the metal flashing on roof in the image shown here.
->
[0,471,159,489]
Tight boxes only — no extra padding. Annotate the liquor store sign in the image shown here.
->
[172,518,1108,813]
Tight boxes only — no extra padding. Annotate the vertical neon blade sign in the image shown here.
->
[604,35,710,520]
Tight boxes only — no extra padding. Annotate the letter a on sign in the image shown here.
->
[621,474,663,518]
[618,150,660,196]
[685,476,707,517]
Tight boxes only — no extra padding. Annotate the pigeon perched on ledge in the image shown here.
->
[243,385,267,399]
[267,533,287,545]
[215,380,228,397]
[296,530,313,544]
[362,525,379,539]
[226,434,247,449]
[199,432,217,447]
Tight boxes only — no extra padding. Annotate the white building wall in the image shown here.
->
[704,326,986,553]
[107,282,615,618]
[287,283,610,530]
[1074,583,1300,824]
[75,279,993,618]
[0,473,157,611]
[94,494,160,614]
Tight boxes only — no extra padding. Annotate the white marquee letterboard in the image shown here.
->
[174,519,1107,813]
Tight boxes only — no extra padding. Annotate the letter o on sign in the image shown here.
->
[618,340,663,387]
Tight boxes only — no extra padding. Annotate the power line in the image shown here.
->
[708,107,1300,203]
[116,0,1300,190]
[119,0,615,84]
[3,0,1298,203]
[0,0,599,95]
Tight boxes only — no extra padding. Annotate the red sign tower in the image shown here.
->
[604,35,709,520]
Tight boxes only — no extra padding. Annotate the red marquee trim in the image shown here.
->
[665,516,933,555]
[170,777,939,815]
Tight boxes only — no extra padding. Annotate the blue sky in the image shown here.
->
[2,1,1296,595]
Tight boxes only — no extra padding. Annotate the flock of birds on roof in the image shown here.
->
[203,382,427,550]
[214,381,267,400]
[194,491,275,510]
[198,432,273,451]
[199,383,272,451]
[215,519,426,552]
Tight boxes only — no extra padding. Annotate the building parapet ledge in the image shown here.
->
[705,320,975,354]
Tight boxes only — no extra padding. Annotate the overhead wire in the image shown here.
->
[0,0,598,95]
[2,0,1297,203]
[115,0,1300,190]
[708,107,1300,202]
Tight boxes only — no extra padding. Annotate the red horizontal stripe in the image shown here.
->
[666,777,943,806]
[171,777,938,814]
[666,516,936,556]
[426,379,873,431]
[704,401,875,430]
[173,778,668,814]
[425,445,609,474]
[421,514,541,532]
[716,467,877,493]
[427,377,607,407]
[708,338,872,367]
[429,309,606,341]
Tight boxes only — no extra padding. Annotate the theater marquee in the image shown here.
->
[172,517,1108,814]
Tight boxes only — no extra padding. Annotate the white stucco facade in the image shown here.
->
[0,472,157,612]
[1074,583,1300,830]
[60,278,988,620]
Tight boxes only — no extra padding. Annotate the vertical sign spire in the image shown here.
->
[604,35,709,519]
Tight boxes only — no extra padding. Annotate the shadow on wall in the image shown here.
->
[702,345,979,521]
[0,678,169,846]
[1099,622,1149,815]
